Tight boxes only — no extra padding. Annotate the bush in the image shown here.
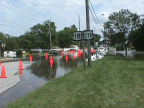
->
[16,49,22,54]
[25,49,30,53]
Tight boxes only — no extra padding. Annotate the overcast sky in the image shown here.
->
[0,0,143,39]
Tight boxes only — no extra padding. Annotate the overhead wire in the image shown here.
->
[88,0,103,34]
[0,18,30,28]
[88,0,102,30]
[22,0,80,30]
[0,24,28,30]
[0,3,43,22]
[0,0,86,35]
[113,0,135,13]
[0,15,35,29]
[17,0,47,18]
[3,0,46,22]
[89,7,103,34]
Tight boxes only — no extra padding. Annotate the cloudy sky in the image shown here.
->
[0,0,143,39]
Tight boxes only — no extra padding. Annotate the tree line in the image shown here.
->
[0,20,101,52]
[103,9,144,51]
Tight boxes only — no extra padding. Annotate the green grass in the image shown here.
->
[7,54,144,108]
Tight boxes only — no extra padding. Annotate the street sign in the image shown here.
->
[73,31,82,41]
[84,30,93,40]
[1,43,5,48]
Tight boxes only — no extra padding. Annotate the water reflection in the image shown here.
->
[27,55,84,81]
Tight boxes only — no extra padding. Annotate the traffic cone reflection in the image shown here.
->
[73,53,75,60]
[78,50,81,58]
[45,53,48,60]
[66,54,69,63]
[19,70,23,75]
[49,56,54,68]
[0,65,7,78]
[61,51,64,56]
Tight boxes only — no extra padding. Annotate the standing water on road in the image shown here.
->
[0,54,84,107]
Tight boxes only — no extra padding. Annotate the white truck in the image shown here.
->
[49,47,63,55]
[69,45,79,51]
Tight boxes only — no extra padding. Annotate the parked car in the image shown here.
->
[49,47,63,54]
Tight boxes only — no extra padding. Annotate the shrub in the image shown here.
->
[25,49,30,53]
[16,49,22,54]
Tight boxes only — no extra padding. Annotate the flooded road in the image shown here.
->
[0,54,83,107]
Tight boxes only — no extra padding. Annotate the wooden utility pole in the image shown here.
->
[49,20,52,49]
[85,0,91,67]
[78,14,81,48]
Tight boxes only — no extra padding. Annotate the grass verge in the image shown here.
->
[7,54,144,108]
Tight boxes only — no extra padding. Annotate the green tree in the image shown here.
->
[5,36,19,50]
[104,9,141,46]
[58,25,77,48]
[91,34,101,46]
[129,23,144,51]
[18,20,57,49]
[30,20,57,49]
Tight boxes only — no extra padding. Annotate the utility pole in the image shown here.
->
[78,14,81,48]
[94,27,95,48]
[49,20,52,49]
[85,0,91,67]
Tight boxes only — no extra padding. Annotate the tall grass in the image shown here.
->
[8,54,144,108]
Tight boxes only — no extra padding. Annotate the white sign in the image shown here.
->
[84,30,93,40]
[73,31,82,41]
[95,42,98,46]
[1,43,5,48]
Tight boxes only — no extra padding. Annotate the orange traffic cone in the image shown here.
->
[30,54,33,62]
[18,60,24,70]
[0,61,1,65]
[0,65,7,78]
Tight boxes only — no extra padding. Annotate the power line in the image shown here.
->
[0,16,35,27]
[114,0,135,13]
[17,0,47,18]
[21,0,79,29]
[0,3,42,22]
[88,0,102,30]
[0,18,30,28]
[0,24,29,30]
[17,0,76,28]
[89,7,103,34]
[88,0,103,34]
[3,0,46,21]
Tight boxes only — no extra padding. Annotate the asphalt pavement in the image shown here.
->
[0,61,32,94]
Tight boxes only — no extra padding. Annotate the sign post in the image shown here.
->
[73,31,85,69]
[73,30,93,69]
[0,40,2,57]
[1,43,5,57]
[84,30,93,67]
